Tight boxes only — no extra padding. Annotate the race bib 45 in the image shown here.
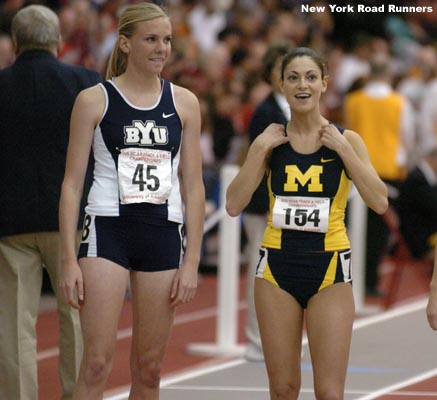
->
[118,148,172,205]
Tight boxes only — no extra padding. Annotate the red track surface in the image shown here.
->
[37,273,247,399]
[36,258,432,399]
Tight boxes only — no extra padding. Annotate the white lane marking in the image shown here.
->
[37,301,247,361]
[104,299,433,400]
[355,368,437,400]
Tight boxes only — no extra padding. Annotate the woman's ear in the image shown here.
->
[321,76,328,93]
[118,35,130,54]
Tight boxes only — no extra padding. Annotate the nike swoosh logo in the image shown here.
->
[321,158,335,163]
[162,112,175,119]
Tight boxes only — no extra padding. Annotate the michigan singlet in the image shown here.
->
[78,79,184,271]
[256,125,353,307]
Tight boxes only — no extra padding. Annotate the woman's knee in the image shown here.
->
[131,354,162,389]
[82,355,113,386]
[314,386,343,400]
[270,381,300,399]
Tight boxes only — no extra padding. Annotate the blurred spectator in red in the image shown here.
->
[0,33,14,68]
[418,48,437,161]
[58,0,96,68]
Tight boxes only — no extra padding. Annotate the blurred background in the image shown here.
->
[2,0,437,280]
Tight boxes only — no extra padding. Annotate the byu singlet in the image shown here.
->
[85,79,183,224]
[262,126,351,252]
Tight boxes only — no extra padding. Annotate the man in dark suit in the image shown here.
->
[243,42,293,361]
[0,5,100,399]
[398,148,437,260]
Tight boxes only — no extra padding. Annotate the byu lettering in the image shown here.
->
[124,120,169,146]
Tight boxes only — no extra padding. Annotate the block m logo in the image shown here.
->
[283,165,323,192]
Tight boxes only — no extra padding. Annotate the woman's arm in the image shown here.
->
[427,245,437,330]
[59,85,104,309]
[319,125,388,214]
[226,123,289,217]
[171,85,205,308]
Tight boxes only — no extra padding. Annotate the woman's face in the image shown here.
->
[120,16,172,75]
[280,55,327,113]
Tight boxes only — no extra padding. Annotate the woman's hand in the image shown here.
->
[59,260,84,310]
[319,124,349,153]
[427,289,437,330]
[255,123,289,152]
[169,261,198,308]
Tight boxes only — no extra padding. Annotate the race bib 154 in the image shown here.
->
[272,195,330,233]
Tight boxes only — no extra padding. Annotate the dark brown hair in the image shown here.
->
[281,47,327,80]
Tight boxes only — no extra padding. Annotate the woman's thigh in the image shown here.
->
[255,278,304,387]
[78,257,129,357]
[306,282,355,394]
[130,269,177,360]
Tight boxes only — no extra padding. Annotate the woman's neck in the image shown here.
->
[287,113,328,136]
[113,71,162,108]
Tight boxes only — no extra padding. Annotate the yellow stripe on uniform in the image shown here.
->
[324,170,351,251]
[263,262,279,287]
[318,251,338,292]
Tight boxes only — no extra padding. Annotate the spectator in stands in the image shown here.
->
[0,5,100,400]
[398,148,437,260]
[57,0,96,68]
[186,0,228,55]
[418,64,437,156]
[344,54,415,296]
[243,40,292,361]
[331,33,372,109]
[397,44,437,166]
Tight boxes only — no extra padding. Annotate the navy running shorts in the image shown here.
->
[78,214,184,272]
[256,247,352,308]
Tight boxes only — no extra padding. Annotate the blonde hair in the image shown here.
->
[106,2,169,79]
[12,5,60,54]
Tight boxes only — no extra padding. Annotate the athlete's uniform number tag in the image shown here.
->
[118,148,172,205]
[272,195,330,233]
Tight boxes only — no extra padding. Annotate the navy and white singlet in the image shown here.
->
[85,79,183,225]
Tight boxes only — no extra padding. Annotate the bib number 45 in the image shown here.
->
[118,148,172,205]
[132,164,160,192]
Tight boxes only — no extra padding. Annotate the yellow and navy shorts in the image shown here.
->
[78,214,184,272]
[256,247,352,308]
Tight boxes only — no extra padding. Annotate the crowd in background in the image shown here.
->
[2,0,437,194]
[2,0,437,269]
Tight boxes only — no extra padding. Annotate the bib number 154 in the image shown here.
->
[272,196,330,233]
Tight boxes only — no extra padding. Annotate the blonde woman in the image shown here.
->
[59,3,205,398]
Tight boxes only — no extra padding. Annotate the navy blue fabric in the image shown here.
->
[99,79,183,220]
[245,93,288,215]
[0,50,101,237]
